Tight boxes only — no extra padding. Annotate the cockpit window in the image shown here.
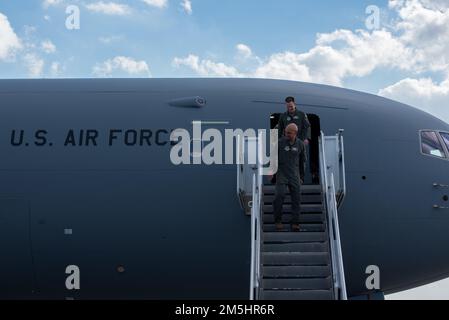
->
[421,131,446,158]
[440,132,449,152]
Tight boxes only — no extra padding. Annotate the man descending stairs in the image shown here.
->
[259,184,334,300]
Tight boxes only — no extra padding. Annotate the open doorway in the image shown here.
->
[270,113,321,185]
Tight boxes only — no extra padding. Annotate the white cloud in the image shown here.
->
[172,0,449,88]
[390,0,449,13]
[314,28,413,84]
[141,0,168,9]
[0,12,22,61]
[172,54,242,77]
[234,44,263,71]
[50,62,60,75]
[23,53,44,78]
[93,56,151,77]
[181,0,192,14]
[379,76,449,123]
[23,25,37,37]
[85,2,132,16]
[175,28,412,86]
[41,40,56,54]
[316,29,413,74]
[43,0,62,8]
[377,1,449,124]
[99,35,124,44]
[253,51,313,82]
[389,0,449,72]
[50,61,64,77]
[236,44,253,60]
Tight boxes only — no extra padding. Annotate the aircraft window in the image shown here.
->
[421,131,446,158]
[440,132,449,152]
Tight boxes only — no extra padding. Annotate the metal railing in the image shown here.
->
[322,130,346,208]
[249,133,264,300]
[236,132,263,298]
[237,135,260,215]
[237,134,244,209]
[319,130,348,300]
[336,129,347,207]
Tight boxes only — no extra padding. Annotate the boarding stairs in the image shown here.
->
[237,130,347,300]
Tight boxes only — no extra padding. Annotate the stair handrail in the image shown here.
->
[319,131,348,300]
[329,173,347,300]
[236,134,246,209]
[256,132,264,299]
[249,173,258,299]
[249,132,264,300]
[336,130,347,207]
[237,134,241,207]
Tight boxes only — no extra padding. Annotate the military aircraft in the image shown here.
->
[1,78,449,300]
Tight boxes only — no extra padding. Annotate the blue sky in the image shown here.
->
[0,0,385,79]
[1,0,449,299]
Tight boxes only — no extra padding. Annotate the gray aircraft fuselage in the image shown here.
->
[1,78,449,299]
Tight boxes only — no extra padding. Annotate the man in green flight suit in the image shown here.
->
[277,96,311,143]
[273,123,306,232]
[273,96,312,184]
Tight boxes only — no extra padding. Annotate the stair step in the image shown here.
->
[263,204,323,213]
[259,289,333,300]
[263,242,328,253]
[263,252,330,266]
[264,232,327,243]
[263,277,332,290]
[263,266,332,278]
[263,214,324,224]
[263,194,322,204]
[263,184,322,194]
[263,224,324,233]
[258,183,335,300]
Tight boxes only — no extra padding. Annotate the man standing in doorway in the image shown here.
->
[275,96,312,184]
[278,96,311,143]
